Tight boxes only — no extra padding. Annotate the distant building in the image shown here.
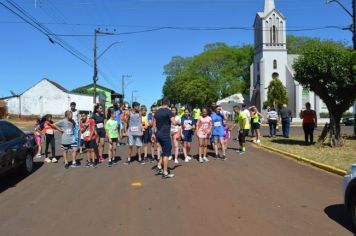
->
[249,0,354,117]
[71,83,122,109]
[1,79,98,117]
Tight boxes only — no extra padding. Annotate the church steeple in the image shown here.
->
[264,0,275,13]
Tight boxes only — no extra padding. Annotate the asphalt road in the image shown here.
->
[0,131,354,236]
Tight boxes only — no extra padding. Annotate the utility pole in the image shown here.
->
[92,28,117,104]
[327,0,356,134]
[93,29,98,104]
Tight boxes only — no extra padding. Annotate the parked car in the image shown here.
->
[343,165,356,229]
[342,117,355,126]
[0,120,38,176]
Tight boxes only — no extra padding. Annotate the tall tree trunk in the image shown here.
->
[329,113,342,147]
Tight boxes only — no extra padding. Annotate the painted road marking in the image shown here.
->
[131,182,143,187]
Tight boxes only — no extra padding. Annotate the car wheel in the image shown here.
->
[21,153,34,175]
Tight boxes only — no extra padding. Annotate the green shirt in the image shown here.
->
[236,112,251,130]
[193,108,201,120]
[105,119,119,139]
[252,113,259,124]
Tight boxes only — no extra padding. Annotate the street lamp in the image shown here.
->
[92,28,122,104]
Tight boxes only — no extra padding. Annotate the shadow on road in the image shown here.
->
[270,138,306,146]
[324,204,355,234]
[0,161,44,194]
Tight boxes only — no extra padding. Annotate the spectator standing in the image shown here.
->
[278,104,292,138]
[300,102,317,145]
[267,106,278,137]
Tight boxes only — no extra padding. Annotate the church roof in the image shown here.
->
[287,54,300,74]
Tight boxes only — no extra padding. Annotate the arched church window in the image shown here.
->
[272,26,277,43]
[273,60,277,69]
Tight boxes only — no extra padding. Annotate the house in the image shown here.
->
[71,83,122,109]
[1,79,98,117]
[249,0,354,117]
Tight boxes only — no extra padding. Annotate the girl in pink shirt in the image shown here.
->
[196,108,212,163]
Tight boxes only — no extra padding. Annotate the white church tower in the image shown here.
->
[250,0,288,112]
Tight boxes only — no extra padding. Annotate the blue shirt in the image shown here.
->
[211,112,224,136]
[115,108,122,124]
[181,116,194,136]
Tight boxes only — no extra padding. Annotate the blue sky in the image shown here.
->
[0,0,353,106]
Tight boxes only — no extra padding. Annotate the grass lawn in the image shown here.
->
[260,135,356,171]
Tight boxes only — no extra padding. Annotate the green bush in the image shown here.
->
[319,112,354,118]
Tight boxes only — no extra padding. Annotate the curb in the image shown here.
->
[254,143,347,176]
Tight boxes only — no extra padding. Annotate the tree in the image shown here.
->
[263,78,289,110]
[294,40,356,146]
[162,43,253,107]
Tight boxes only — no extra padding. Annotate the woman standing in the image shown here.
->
[92,104,106,163]
[181,109,195,162]
[250,106,263,143]
[170,107,181,164]
[300,102,317,145]
[43,114,61,163]
[196,108,212,163]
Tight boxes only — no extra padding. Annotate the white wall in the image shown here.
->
[5,80,95,117]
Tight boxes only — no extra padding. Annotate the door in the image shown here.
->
[0,129,10,174]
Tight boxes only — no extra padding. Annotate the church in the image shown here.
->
[250,0,329,118]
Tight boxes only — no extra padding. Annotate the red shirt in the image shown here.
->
[80,119,96,141]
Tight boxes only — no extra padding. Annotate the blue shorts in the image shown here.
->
[212,135,224,140]
[156,135,172,157]
[183,130,193,142]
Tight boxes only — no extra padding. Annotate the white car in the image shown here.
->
[343,164,356,228]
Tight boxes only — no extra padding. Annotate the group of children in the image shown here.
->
[34,101,259,169]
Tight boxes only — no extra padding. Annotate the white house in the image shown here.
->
[250,0,354,117]
[2,79,97,117]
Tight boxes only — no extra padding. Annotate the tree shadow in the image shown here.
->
[270,139,306,146]
[0,161,44,194]
[324,204,354,234]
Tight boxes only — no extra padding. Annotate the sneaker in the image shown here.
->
[214,155,220,160]
[168,156,173,161]
[239,149,246,155]
[64,163,70,169]
[162,173,175,179]
[153,166,163,174]
[70,162,79,168]
[51,158,58,163]
[124,159,131,165]
[138,157,142,163]
[85,162,91,168]
[187,156,192,161]
[184,158,190,163]
[44,158,51,163]
[203,157,209,162]
[149,157,155,163]
[256,139,261,144]
[99,157,105,163]
[108,160,113,167]
[174,159,179,164]
[90,163,98,168]
[36,154,42,158]
[199,157,204,163]
[112,159,118,165]
[221,155,227,161]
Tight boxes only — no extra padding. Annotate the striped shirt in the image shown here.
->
[267,110,278,120]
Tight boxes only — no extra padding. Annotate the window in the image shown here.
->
[273,60,277,69]
[0,122,23,142]
[272,26,277,43]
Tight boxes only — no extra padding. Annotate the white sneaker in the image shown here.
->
[187,156,192,161]
[256,139,261,144]
[168,156,173,161]
[199,157,203,163]
[184,158,190,163]
[203,157,209,162]
[51,158,58,163]
[174,159,179,164]
[44,158,51,163]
